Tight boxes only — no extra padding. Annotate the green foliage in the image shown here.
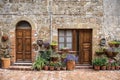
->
[61,62,66,67]
[49,62,56,66]
[111,62,119,66]
[32,56,46,70]
[108,40,120,45]
[40,50,51,62]
[92,57,103,66]
[100,57,108,66]
[61,54,67,58]
[50,41,58,46]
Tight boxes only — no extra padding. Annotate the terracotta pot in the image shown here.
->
[51,45,57,50]
[101,66,106,70]
[44,66,49,70]
[49,66,54,71]
[61,67,66,70]
[107,66,111,70]
[94,65,100,70]
[96,52,104,56]
[1,35,8,42]
[115,44,119,48]
[1,58,10,68]
[112,52,118,57]
[106,52,113,58]
[115,66,119,70]
[108,43,114,47]
[56,67,61,71]
[66,60,75,70]
[111,66,115,70]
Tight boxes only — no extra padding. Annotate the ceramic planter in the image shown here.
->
[94,65,100,70]
[44,66,49,70]
[66,60,75,70]
[1,58,10,68]
[111,66,116,70]
[101,66,106,70]
[106,66,111,70]
[115,66,119,70]
[49,66,54,71]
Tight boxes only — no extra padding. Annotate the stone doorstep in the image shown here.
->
[13,62,32,66]
[9,65,33,71]
[75,65,93,69]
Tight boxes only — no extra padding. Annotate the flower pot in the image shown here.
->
[115,44,119,48]
[61,67,66,70]
[1,58,10,68]
[94,65,100,70]
[112,52,118,57]
[66,60,75,70]
[101,66,106,70]
[107,66,111,70]
[111,66,115,70]
[1,35,8,42]
[106,51,113,58]
[51,45,57,50]
[44,66,49,70]
[115,66,119,70]
[96,52,104,56]
[56,67,61,71]
[49,66,54,71]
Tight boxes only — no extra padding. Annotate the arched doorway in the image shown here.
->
[16,21,32,62]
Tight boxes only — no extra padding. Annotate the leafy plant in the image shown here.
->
[49,62,56,66]
[100,57,108,66]
[32,56,46,70]
[50,41,58,46]
[92,57,102,66]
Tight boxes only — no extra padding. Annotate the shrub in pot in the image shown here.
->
[32,56,46,70]
[61,62,66,70]
[100,57,108,70]
[55,62,62,71]
[95,47,105,56]
[92,57,102,70]
[49,62,55,71]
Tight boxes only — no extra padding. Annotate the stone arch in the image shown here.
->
[12,16,36,30]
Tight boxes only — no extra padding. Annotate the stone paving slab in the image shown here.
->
[0,69,120,80]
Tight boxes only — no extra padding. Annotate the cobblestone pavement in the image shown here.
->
[0,69,120,80]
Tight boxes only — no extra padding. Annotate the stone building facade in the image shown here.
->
[0,0,119,64]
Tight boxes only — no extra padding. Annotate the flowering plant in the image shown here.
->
[64,54,78,63]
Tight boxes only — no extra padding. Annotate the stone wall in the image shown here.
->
[0,0,104,62]
[103,0,120,41]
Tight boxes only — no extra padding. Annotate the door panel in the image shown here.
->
[79,29,92,64]
[16,29,31,62]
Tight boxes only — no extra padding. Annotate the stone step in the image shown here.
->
[75,64,93,69]
[13,62,32,66]
[9,65,32,71]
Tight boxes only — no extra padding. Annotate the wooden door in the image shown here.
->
[79,29,92,64]
[16,29,31,62]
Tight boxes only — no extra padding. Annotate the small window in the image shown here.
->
[58,30,72,50]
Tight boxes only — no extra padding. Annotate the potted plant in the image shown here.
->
[64,54,78,70]
[61,62,66,70]
[37,40,43,47]
[111,62,116,70]
[50,41,58,50]
[1,35,9,42]
[55,62,61,71]
[43,42,50,50]
[92,57,102,70]
[50,53,60,62]
[95,47,105,56]
[100,57,108,70]
[32,56,46,70]
[0,47,11,69]
[49,62,55,71]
